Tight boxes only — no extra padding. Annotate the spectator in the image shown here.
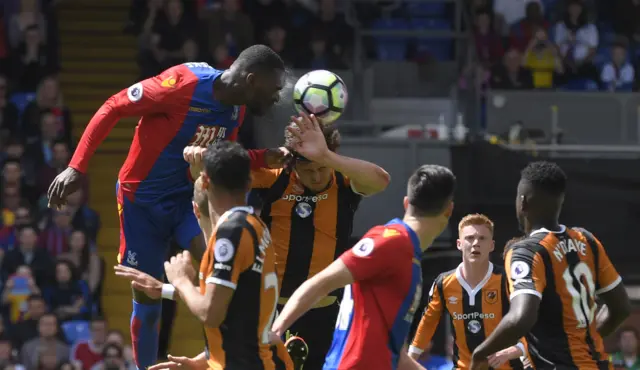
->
[611,327,640,369]
[0,337,17,368]
[493,0,542,30]
[71,317,106,370]
[1,224,53,286]
[1,265,40,323]
[313,0,351,60]
[57,230,103,311]
[35,344,62,370]
[24,111,59,166]
[0,14,8,75]
[523,28,563,88]
[38,210,72,257]
[490,48,534,89]
[90,344,125,370]
[601,40,634,92]
[20,314,69,370]
[21,77,72,146]
[0,75,19,141]
[553,0,598,81]
[144,0,196,74]
[245,0,292,41]
[473,9,504,67]
[103,331,133,370]
[11,25,54,92]
[509,2,549,52]
[263,24,294,65]
[204,0,254,59]
[295,31,346,70]
[11,294,47,348]
[7,0,47,48]
[42,260,89,322]
[2,186,22,215]
[56,190,99,243]
[210,43,235,69]
[5,138,38,189]
[181,39,201,63]
[0,204,33,250]
[1,159,37,205]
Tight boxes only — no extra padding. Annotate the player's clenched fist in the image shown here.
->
[183,146,207,166]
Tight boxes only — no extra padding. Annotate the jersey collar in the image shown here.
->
[529,224,566,236]
[386,218,422,258]
[216,206,254,228]
[455,262,494,306]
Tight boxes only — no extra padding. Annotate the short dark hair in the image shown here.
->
[233,44,285,74]
[203,141,251,194]
[407,165,456,216]
[102,343,123,358]
[284,123,340,160]
[3,158,20,168]
[520,161,567,196]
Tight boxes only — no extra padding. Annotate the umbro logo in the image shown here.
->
[448,296,458,304]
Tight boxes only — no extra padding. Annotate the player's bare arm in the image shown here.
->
[398,345,426,370]
[147,353,208,370]
[471,293,540,368]
[596,283,631,337]
[113,265,169,300]
[487,343,526,368]
[287,112,390,195]
[165,251,234,327]
[272,259,354,337]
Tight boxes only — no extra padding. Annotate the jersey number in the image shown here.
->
[261,272,279,344]
[190,125,226,147]
[562,262,596,328]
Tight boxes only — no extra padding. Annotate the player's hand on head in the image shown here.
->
[47,167,84,210]
[113,265,163,299]
[164,250,196,284]
[183,146,207,166]
[287,113,329,163]
[265,147,291,169]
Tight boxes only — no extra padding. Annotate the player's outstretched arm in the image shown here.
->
[596,284,631,337]
[288,113,390,196]
[272,259,354,337]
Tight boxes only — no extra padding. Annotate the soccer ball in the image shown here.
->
[293,70,348,125]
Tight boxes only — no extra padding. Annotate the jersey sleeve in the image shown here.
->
[409,277,444,356]
[69,67,192,173]
[340,232,407,282]
[251,168,282,189]
[206,219,255,290]
[504,245,547,300]
[590,233,622,295]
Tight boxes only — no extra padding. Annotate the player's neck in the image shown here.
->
[460,259,490,288]
[214,71,245,106]
[208,196,248,227]
[401,216,441,251]
[526,218,561,235]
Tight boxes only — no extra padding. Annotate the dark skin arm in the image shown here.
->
[472,294,540,366]
[596,284,631,337]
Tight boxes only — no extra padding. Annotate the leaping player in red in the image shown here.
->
[47,45,288,370]
[271,162,457,370]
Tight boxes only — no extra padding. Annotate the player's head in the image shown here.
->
[231,44,285,116]
[517,161,567,233]
[618,326,639,355]
[456,214,495,263]
[284,122,340,192]
[404,165,456,229]
[202,141,251,207]
[193,176,213,239]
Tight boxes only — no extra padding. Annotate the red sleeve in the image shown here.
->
[69,70,190,173]
[340,231,407,282]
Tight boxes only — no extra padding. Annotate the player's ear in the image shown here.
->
[403,196,409,211]
[490,239,495,252]
[192,201,201,220]
[443,201,454,218]
[201,172,210,190]
[245,72,255,87]
[456,238,463,251]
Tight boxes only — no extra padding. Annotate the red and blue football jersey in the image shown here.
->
[69,62,261,205]
[324,218,423,370]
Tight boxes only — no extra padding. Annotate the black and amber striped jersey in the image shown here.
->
[199,206,288,370]
[409,263,531,370]
[248,168,361,302]
[504,225,622,370]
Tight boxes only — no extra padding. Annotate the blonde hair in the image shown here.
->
[458,213,494,235]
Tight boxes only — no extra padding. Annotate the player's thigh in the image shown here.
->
[173,200,206,260]
[282,302,339,370]
[118,197,172,296]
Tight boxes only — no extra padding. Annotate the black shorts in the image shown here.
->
[278,301,340,370]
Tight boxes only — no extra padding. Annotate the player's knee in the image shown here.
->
[132,287,161,304]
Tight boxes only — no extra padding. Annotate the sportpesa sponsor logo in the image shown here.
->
[282,194,329,202]
[452,312,496,320]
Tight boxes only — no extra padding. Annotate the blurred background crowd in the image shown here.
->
[0,0,639,369]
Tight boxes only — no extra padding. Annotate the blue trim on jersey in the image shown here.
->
[323,285,354,370]
[384,218,423,369]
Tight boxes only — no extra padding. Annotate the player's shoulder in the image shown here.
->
[435,268,458,288]
[216,206,259,237]
[505,232,550,259]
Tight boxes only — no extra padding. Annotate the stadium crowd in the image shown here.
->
[0,0,639,369]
